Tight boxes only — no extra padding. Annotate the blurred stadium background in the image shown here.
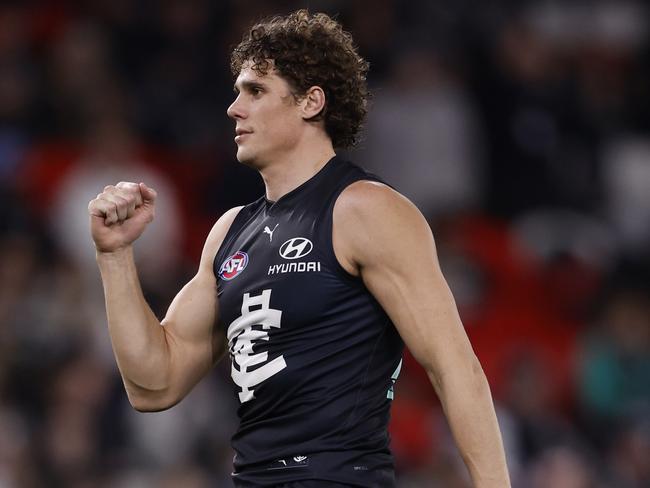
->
[1,0,649,487]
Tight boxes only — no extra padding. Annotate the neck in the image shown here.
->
[259,137,336,202]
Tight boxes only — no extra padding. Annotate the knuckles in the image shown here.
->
[89,182,151,220]
[123,194,136,205]
[100,182,140,202]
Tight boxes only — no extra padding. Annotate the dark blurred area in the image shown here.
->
[1,1,649,487]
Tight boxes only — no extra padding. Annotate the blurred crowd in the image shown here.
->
[1,1,649,487]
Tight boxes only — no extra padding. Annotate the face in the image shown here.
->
[227,62,304,168]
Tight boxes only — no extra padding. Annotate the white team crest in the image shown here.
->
[228,289,286,403]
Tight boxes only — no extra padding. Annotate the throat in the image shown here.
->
[261,152,335,202]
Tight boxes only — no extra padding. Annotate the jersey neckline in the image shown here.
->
[263,155,339,210]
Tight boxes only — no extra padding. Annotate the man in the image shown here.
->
[88,10,510,488]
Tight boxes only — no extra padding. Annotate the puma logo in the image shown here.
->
[263,223,279,242]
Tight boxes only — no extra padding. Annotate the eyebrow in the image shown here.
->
[233,80,267,94]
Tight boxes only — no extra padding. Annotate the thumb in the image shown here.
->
[139,182,157,204]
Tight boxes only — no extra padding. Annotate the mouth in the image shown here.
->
[235,129,253,143]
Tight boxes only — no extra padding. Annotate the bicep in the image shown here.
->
[361,240,475,381]
[336,183,477,381]
[157,206,242,398]
[162,268,224,371]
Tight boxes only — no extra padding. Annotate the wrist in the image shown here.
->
[95,246,139,283]
[96,245,134,263]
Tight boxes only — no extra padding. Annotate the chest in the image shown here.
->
[215,206,349,339]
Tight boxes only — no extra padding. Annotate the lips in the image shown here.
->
[235,128,252,143]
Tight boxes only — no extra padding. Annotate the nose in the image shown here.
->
[227,95,246,120]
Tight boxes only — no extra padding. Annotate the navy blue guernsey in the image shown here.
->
[213,156,404,487]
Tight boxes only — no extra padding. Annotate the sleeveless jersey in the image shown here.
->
[213,156,404,487]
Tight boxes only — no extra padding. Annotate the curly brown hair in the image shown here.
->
[230,9,369,149]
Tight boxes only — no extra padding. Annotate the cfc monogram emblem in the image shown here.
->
[227,289,287,403]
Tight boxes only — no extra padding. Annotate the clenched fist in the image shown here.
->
[88,181,157,253]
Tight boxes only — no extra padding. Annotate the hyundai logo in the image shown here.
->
[279,237,313,260]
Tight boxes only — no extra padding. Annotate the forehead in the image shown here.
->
[234,61,287,89]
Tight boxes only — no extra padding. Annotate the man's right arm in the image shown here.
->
[89,181,242,412]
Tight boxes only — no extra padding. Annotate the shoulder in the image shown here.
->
[334,180,429,240]
[199,206,245,269]
[335,179,415,218]
[333,180,435,273]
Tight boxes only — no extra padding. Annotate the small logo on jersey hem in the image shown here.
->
[219,251,249,281]
[267,455,309,470]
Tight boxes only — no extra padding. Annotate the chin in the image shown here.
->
[235,146,251,162]
[235,147,260,168]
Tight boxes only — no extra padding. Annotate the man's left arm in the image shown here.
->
[333,181,511,488]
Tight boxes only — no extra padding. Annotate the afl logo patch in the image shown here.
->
[279,238,313,260]
[219,251,249,280]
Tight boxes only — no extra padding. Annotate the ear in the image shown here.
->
[300,86,326,119]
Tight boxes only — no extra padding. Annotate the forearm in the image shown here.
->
[97,247,172,395]
[429,361,511,488]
